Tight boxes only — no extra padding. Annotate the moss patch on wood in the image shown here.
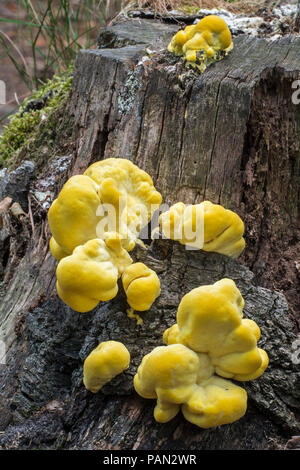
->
[0,69,73,167]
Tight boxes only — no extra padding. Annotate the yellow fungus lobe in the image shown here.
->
[135,280,268,428]
[159,200,245,258]
[83,341,130,393]
[168,15,233,72]
[48,158,162,257]
[49,236,69,261]
[122,262,161,311]
[164,278,269,381]
[134,344,247,428]
[56,236,132,313]
[84,158,162,250]
[48,175,101,256]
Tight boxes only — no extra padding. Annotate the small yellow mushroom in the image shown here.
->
[168,15,233,71]
[134,344,247,428]
[163,279,269,381]
[159,200,245,258]
[201,201,245,258]
[56,235,132,313]
[83,341,130,393]
[134,344,202,423]
[122,262,161,311]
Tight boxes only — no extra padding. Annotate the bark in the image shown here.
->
[296,0,300,31]
[0,18,299,449]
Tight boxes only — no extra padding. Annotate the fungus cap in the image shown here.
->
[122,262,161,311]
[134,344,247,428]
[84,158,162,249]
[48,175,101,255]
[56,236,132,313]
[168,15,233,70]
[164,278,269,381]
[83,340,130,393]
[181,376,247,429]
[159,201,245,258]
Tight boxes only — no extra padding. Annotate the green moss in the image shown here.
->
[0,67,73,166]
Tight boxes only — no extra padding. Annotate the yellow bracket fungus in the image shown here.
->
[83,341,130,393]
[168,15,234,72]
[56,234,132,313]
[134,344,247,428]
[48,158,163,313]
[159,200,245,258]
[48,158,162,258]
[134,279,268,428]
[84,158,162,250]
[163,279,269,381]
[122,262,161,312]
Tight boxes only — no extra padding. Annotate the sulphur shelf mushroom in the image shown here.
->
[56,234,132,313]
[48,158,163,313]
[83,341,130,393]
[48,158,162,258]
[168,15,234,72]
[134,279,268,428]
[122,262,161,312]
[159,201,245,258]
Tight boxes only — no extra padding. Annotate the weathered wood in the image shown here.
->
[0,18,300,449]
[70,19,300,323]
[0,240,299,449]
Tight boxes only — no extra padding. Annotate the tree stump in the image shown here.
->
[0,18,299,450]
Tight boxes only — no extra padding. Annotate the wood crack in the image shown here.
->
[203,71,230,200]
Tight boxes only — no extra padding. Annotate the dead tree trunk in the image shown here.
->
[0,18,299,450]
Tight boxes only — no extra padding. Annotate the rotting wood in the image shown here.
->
[0,18,299,449]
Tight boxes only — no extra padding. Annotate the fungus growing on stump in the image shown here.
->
[56,234,132,313]
[48,158,162,313]
[83,341,130,393]
[122,262,161,312]
[134,279,268,428]
[168,15,234,72]
[159,201,245,258]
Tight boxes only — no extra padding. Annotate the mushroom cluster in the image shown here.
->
[168,15,234,71]
[48,158,162,313]
[48,150,267,426]
[159,201,245,258]
[134,279,268,428]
